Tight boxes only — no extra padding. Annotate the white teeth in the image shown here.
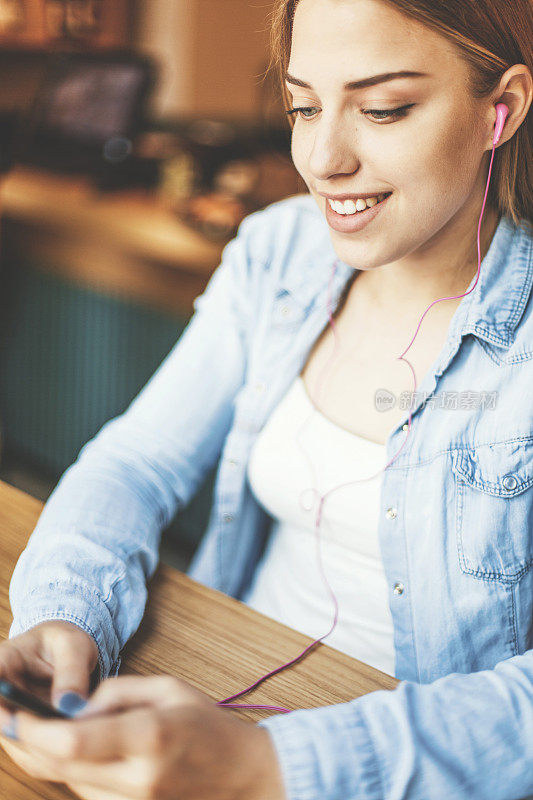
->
[332,200,346,214]
[327,194,387,214]
[344,199,357,214]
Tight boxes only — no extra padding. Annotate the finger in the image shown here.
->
[0,645,26,681]
[0,636,65,710]
[0,644,19,679]
[3,730,146,799]
[0,644,52,693]
[48,756,156,800]
[46,630,96,708]
[0,705,13,729]
[0,667,53,713]
[0,733,66,782]
[9,705,172,761]
[77,674,209,718]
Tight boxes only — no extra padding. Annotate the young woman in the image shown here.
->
[1,0,532,798]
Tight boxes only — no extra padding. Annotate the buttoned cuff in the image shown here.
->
[257,701,384,800]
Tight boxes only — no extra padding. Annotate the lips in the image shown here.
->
[324,191,391,233]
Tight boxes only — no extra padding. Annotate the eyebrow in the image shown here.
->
[284,70,429,90]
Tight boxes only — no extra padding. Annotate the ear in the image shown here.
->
[488,63,533,149]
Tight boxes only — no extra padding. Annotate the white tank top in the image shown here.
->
[243,375,396,677]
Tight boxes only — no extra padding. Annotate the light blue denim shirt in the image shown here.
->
[8,195,533,800]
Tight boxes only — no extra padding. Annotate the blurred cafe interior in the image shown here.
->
[0,0,303,570]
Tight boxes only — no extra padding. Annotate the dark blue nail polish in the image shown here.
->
[57,692,88,716]
[2,717,18,740]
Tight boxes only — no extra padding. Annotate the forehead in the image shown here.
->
[290,0,464,80]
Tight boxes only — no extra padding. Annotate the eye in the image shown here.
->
[285,106,320,121]
[362,104,415,121]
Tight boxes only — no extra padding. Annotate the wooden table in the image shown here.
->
[0,479,398,798]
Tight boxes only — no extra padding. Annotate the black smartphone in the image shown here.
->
[0,679,70,719]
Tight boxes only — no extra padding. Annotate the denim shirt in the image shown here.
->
[8,195,533,800]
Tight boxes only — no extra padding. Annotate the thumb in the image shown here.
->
[76,675,211,719]
[48,636,97,713]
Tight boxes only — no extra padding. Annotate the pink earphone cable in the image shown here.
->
[215,105,507,714]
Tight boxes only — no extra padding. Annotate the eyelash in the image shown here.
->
[285,104,415,122]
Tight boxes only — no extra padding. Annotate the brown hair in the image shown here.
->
[268,0,533,226]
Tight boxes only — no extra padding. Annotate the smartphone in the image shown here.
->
[0,679,70,719]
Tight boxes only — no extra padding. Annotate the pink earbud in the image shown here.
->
[493,103,509,146]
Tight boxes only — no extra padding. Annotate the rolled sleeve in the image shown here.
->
[258,702,383,800]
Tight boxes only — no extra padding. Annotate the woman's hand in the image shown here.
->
[0,620,100,782]
[0,674,287,800]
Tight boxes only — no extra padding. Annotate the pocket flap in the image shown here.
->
[451,439,533,497]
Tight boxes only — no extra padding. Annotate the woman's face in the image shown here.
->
[287,0,492,270]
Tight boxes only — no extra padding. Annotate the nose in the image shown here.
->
[307,118,361,181]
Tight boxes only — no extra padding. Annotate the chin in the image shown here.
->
[329,236,382,270]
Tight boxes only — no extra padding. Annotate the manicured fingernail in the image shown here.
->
[1,716,18,740]
[57,692,88,716]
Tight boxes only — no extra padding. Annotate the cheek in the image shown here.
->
[290,130,310,179]
[396,115,481,205]
[434,105,483,171]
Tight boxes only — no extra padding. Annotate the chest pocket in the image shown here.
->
[451,439,533,583]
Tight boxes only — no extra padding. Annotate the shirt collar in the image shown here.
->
[275,216,355,311]
[452,215,533,349]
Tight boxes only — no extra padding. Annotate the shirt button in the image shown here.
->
[502,474,518,491]
[223,514,234,523]
[393,582,404,595]
[402,423,409,432]
[227,458,239,468]
[386,507,398,519]
[281,305,291,316]
[254,380,266,393]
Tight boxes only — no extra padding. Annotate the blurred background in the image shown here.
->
[0,0,304,570]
